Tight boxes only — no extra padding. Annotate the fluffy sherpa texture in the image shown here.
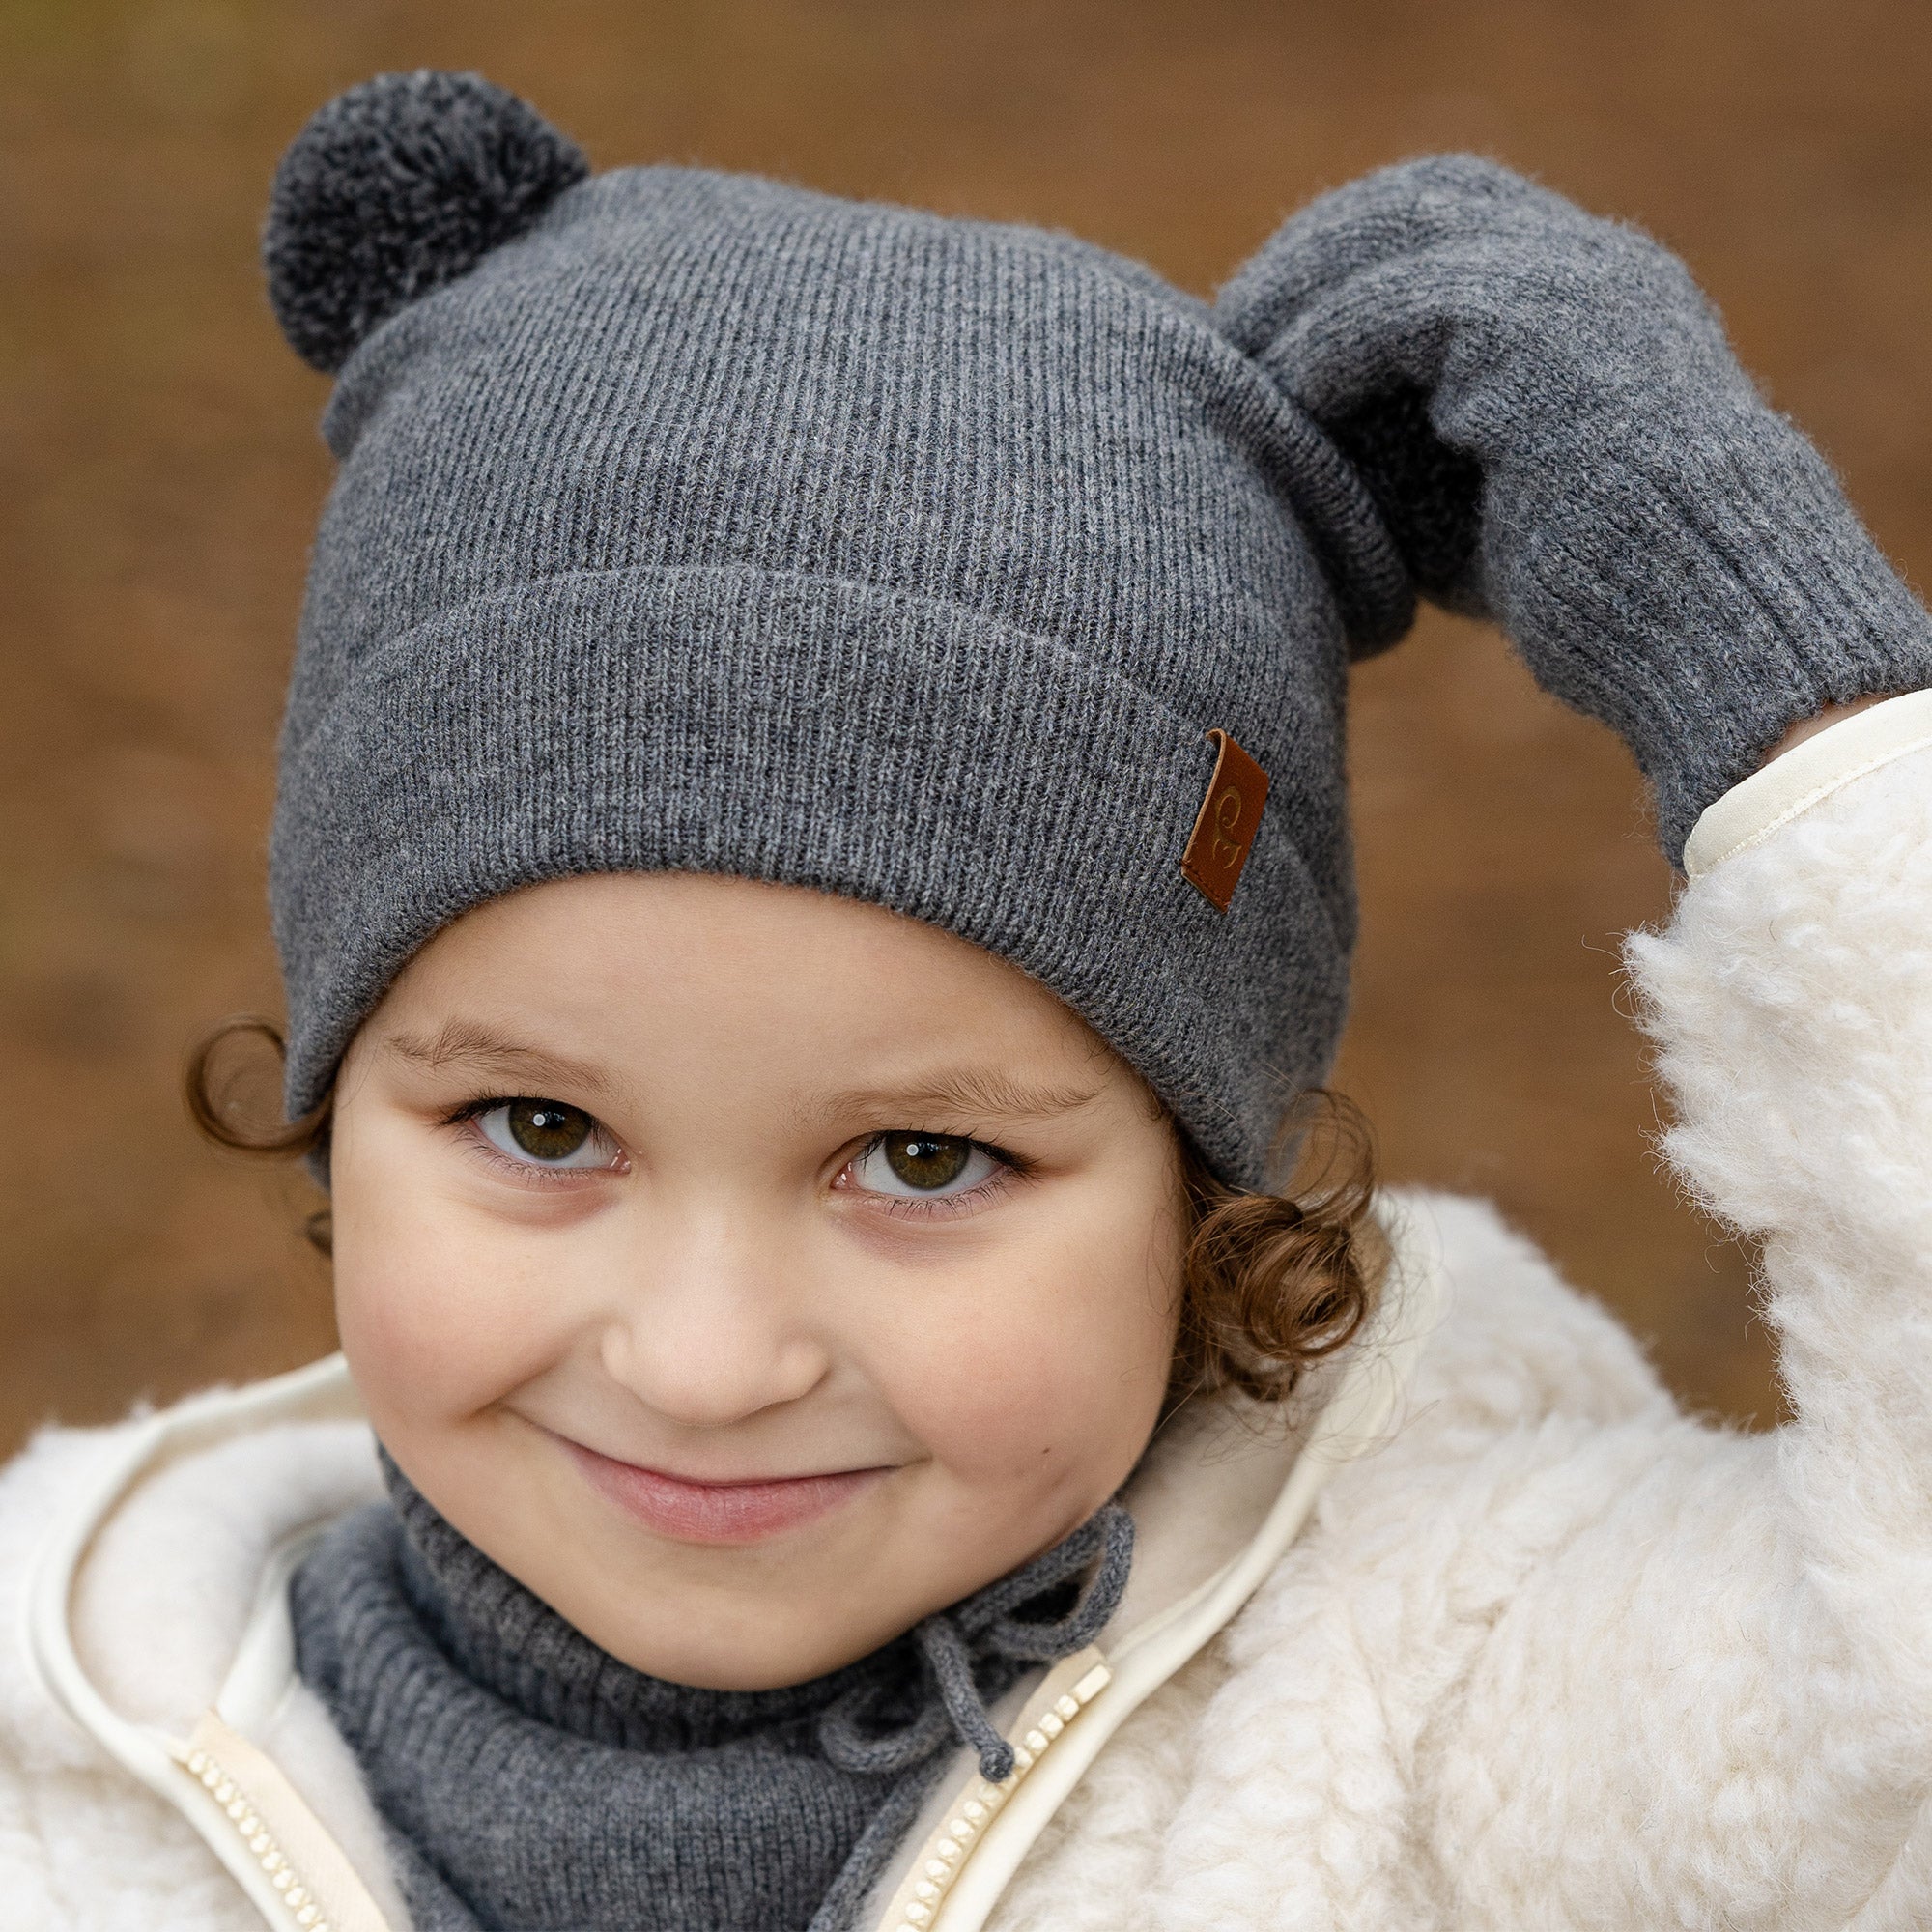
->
[264,74,1932,1183]
[0,1418,403,1932]
[10,745,1932,1930]
[263,71,588,373]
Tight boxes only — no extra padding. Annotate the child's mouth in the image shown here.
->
[557,1436,893,1545]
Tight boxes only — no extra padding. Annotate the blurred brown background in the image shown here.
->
[7,0,1932,1455]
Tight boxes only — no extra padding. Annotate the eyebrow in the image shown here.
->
[799,1068,1102,1133]
[379,1023,1102,1130]
[378,1019,613,1100]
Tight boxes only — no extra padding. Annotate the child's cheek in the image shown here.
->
[880,1234,1175,1507]
[333,1172,573,1430]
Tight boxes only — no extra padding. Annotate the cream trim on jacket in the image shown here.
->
[1682,686,1932,876]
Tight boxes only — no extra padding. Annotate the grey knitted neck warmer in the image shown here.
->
[290,1461,1133,1932]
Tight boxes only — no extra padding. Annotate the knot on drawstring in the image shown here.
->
[816,1502,1134,1784]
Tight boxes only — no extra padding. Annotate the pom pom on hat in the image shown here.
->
[264,70,588,373]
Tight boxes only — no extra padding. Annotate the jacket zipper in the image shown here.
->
[884,1659,1112,1931]
[178,1740,337,1931]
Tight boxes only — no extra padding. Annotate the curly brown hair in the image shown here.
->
[186,1016,1384,1407]
[1167,1094,1385,1406]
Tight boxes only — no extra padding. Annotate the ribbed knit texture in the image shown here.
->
[268,83,1932,1180]
[289,1463,1133,1932]
[1220,155,1932,858]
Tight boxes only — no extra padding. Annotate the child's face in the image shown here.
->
[328,872,1184,1689]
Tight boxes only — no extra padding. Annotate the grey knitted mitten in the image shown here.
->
[1223,155,1932,859]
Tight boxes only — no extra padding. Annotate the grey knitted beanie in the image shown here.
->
[265,71,1932,1186]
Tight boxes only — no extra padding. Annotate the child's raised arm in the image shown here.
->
[1603,704,1929,1927]
[1199,160,1932,1927]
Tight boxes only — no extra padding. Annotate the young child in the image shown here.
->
[5,67,1932,1932]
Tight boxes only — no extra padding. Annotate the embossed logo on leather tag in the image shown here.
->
[1181,729,1268,913]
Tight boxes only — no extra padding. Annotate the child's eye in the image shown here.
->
[847,1132,1001,1198]
[473,1097,618,1171]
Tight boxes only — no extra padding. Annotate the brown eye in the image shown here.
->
[882,1132,973,1190]
[509,1099,590,1160]
[476,1097,611,1169]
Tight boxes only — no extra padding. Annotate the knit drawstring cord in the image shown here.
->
[817,1502,1135,1784]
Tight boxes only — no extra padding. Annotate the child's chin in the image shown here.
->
[581,1585,924,1691]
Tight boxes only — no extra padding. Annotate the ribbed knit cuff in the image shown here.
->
[1501,418,1932,862]
[270,565,1351,1186]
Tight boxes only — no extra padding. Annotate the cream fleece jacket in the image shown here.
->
[3,695,1931,1932]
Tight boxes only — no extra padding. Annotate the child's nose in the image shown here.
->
[592,1218,832,1428]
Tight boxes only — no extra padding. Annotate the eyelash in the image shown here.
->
[438,1094,622,1192]
[841,1132,1033,1222]
[435,1097,1032,1215]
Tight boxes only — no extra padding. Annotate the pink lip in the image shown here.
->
[559,1436,891,1546]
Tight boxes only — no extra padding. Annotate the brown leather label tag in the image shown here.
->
[1181,729,1269,913]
